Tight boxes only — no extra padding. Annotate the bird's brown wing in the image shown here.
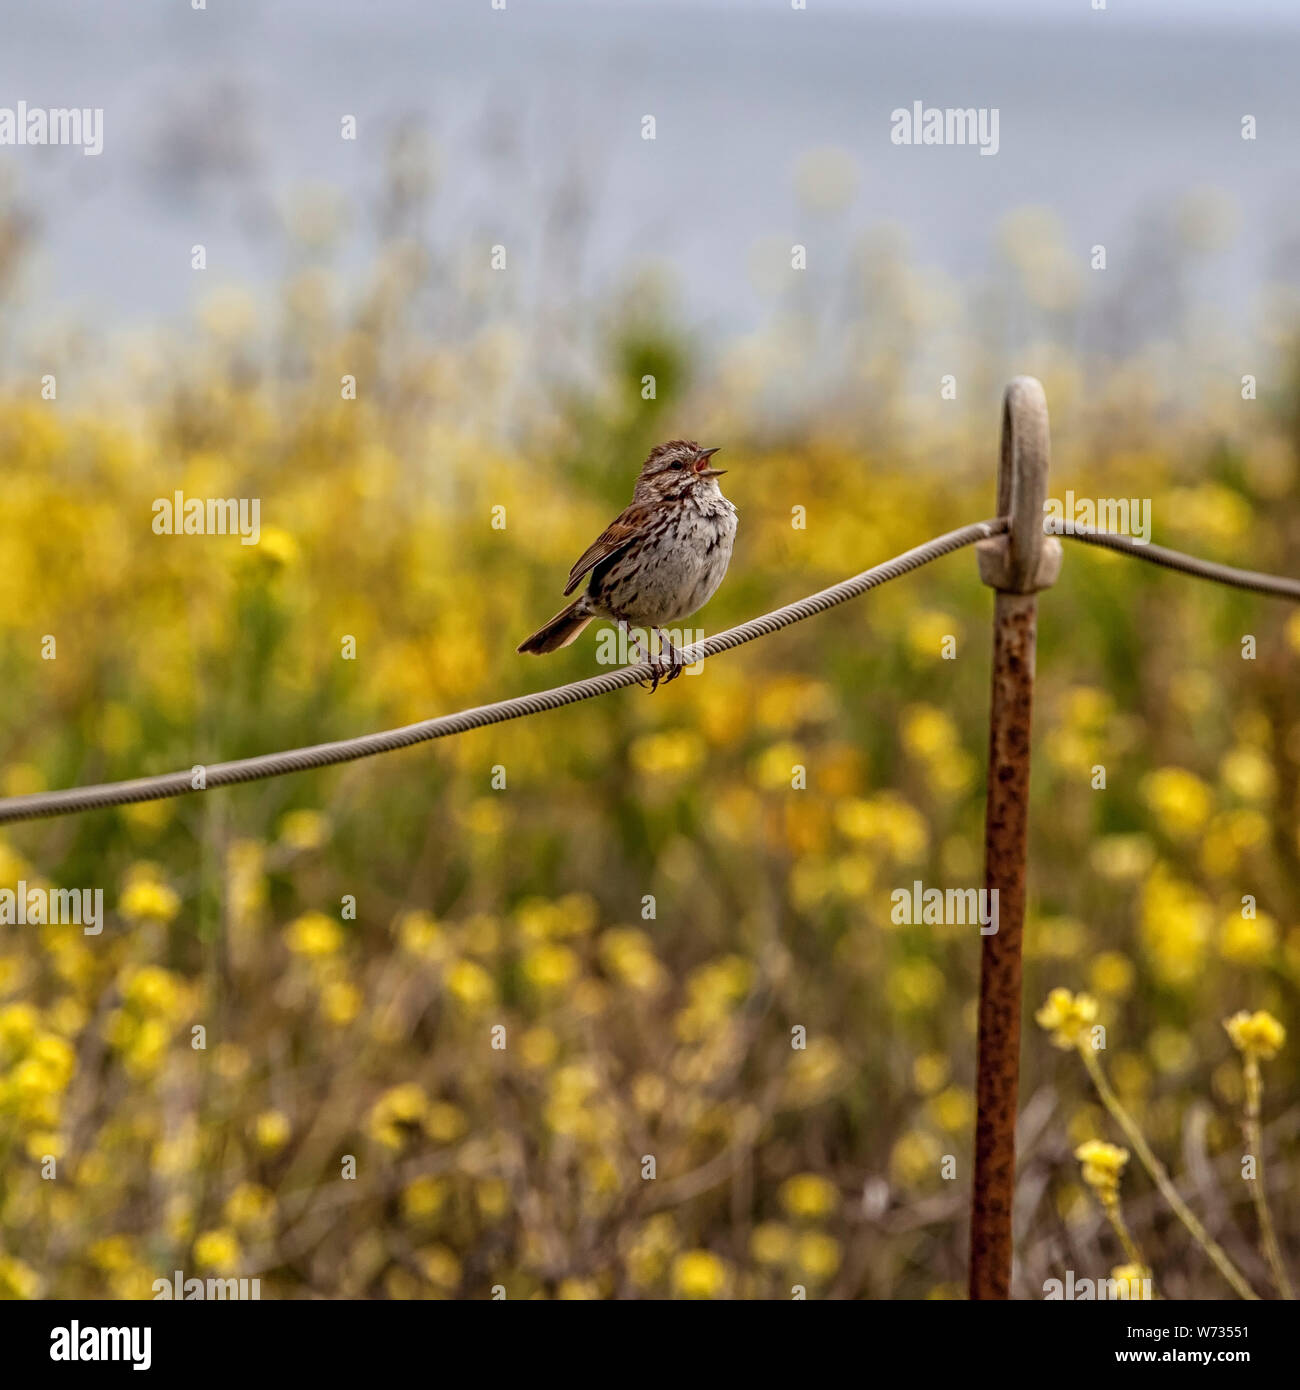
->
[558,511,645,597]
[563,505,646,596]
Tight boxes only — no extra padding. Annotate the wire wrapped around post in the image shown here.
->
[969,376,1062,1299]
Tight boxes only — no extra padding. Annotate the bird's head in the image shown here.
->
[634,440,725,500]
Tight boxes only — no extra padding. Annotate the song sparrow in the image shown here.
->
[517,439,738,689]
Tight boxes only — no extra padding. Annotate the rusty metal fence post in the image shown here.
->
[968,377,1062,1299]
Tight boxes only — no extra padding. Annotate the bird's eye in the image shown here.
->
[669,458,686,470]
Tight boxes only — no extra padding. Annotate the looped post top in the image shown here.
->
[977,376,1063,595]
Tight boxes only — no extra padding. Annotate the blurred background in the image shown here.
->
[0,0,1297,1299]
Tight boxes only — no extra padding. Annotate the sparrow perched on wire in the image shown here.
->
[517,439,737,689]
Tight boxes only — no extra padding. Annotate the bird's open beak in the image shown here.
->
[694,446,725,476]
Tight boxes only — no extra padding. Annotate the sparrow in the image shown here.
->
[517,440,738,689]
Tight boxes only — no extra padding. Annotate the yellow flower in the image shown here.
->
[889,958,945,1012]
[1110,1264,1153,1299]
[1035,988,1098,1050]
[929,1086,975,1134]
[927,1282,965,1300]
[153,1120,199,1177]
[120,796,171,833]
[321,980,362,1026]
[0,839,31,886]
[0,1002,40,1054]
[1089,835,1154,882]
[18,1033,77,1092]
[460,797,505,837]
[1223,1010,1285,1060]
[750,1222,794,1265]
[598,928,667,994]
[193,1228,241,1274]
[400,1176,448,1222]
[424,1101,467,1144]
[1075,1139,1130,1196]
[445,958,496,1009]
[1089,951,1135,998]
[625,1214,679,1289]
[907,609,955,660]
[556,1277,602,1300]
[1062,686,1113,731]
[475,1178,508,1220]
[912,1053,949,1095]
[834,792,928,861]
[278,809,329,850]
[779,1173,839,1220]
[1141,767,1212,838]
[631,1072,667,1115]
[754,741,806,791]
[395,910,450,962]
[755,676,836,730]
[890,1130,941,1187]
[253,1110,291,1153]
[671,1249,728,1299]
[25,1130,64,1160]
[1167,484,1250,545]
[0,1255,40,1299]
[256,525,299,567]
[165,1195,195,1245]
[518,1027,558,1070]
[416,1244,461,1289]
[46,996,87,1036]
[544,1063,605,1138]
[521,942,580,992]
[1140,865,1211,985]
[1033,915,1088,958]
[682,955,752,1018]
[119,867,181,924]
[900,704,959,759]
[0,955,29,998]
[368,1083,427,1149]
[795,1231,841,1282]
[2,764,44,797]
[226,839,267,929]
[783,1038,847,1105]
[629,729,706,777]
[1148,1026,1194,1075]
[1219,911,1276,965]
[122,965,185,1018]
[88,1236,135,1273]
[284,911,343,958]
[1219,746,1274,803]
[223,1182,276,1230]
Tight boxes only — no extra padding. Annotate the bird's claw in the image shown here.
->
[642,661,670,695]
[627,627,687,692]
[637,656,686,692]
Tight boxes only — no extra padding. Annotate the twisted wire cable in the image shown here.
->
[1050,523,1300,601]
[0,517,1008,826]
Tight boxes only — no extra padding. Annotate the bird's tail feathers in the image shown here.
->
[517,598,593,654]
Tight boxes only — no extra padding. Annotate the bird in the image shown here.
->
[517,439,738,690]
